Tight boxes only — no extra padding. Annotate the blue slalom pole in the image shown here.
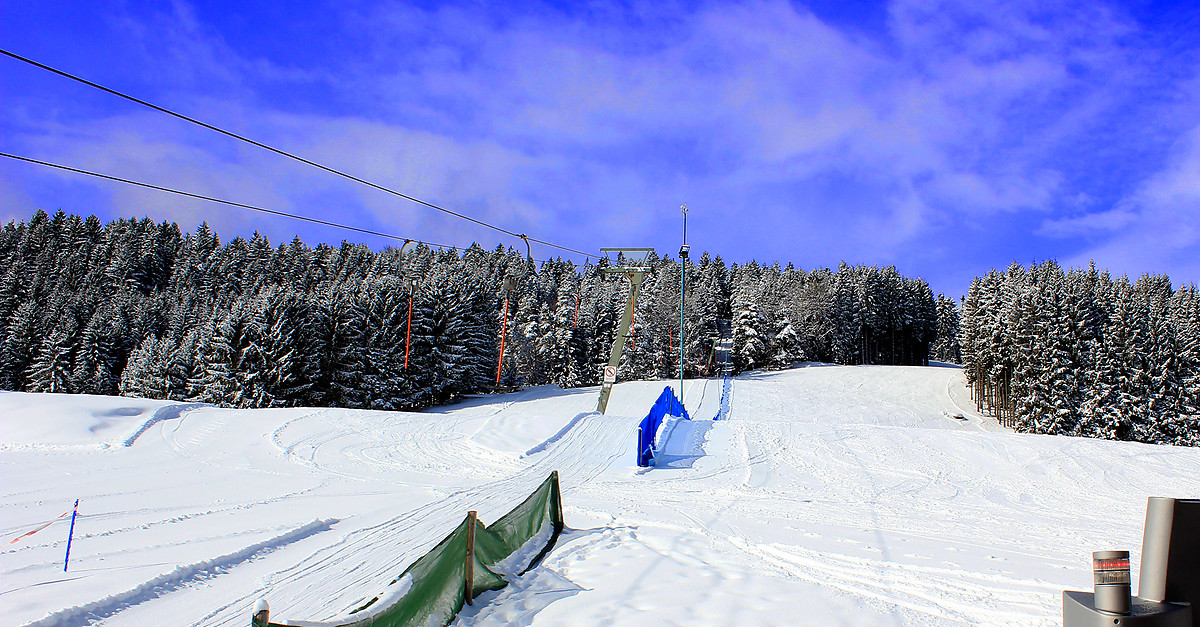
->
[63,499,78,572]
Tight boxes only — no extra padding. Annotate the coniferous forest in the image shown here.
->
[0,210,939,412]
[959,262,1200,446]
[3,210,1197,447]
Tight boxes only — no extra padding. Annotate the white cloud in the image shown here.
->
[1059,125,1200,283]
[1038,208,1138,238]
[7,0,1197,290]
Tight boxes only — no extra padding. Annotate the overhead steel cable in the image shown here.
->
[0,48,592,259]
[1,150,458,252]
[1,151,580,264]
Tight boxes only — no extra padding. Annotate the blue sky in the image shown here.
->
[3,0,1199,299]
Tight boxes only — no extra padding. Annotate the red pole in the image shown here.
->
[404,294,413,370]
[495,297,510,385]
[631,312,635,351]
[574,292,580,329]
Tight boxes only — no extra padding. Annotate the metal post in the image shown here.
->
[404,289,414,370]
[597,269,646,414]
[400,239,416,371]
[679,203,689,405]
[63,499,78,572]
[1140,497,1200,613]
[595,248,653,414]
[495,294,510,386]
[495,238,532,389]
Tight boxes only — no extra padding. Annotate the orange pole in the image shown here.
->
[404,294,413,370]
[574,292,580,329]
[495,297,510,385]
[631,310,636,351]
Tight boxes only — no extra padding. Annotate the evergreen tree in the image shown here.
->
[732,300,768,371]
[120,335,171,400]
[769,316,803,369]
[931,295,962,364]
[26,324,76,394]
[255,287,317,407]
[192,312,237,406]
[1,301,41,390]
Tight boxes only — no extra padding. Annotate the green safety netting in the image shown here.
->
[258,471,564,627]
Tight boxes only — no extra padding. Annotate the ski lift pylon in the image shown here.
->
[595,247,654,414]
[399,239,422,371]
[496,235,532,387]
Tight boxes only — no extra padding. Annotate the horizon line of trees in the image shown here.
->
[7,210,1196,447]
[0,210,942,413]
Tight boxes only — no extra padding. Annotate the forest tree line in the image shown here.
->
[959,261,1200,447]
[0,210,944,411]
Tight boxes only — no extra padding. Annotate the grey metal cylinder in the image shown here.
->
[1094,550,1132,615]
[1139,497,1200,627]
[1141,497,1176,603]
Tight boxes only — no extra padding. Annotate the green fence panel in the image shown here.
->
[262,471,563,627]
[351,516,471,627]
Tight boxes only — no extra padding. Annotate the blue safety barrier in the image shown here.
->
[636,387,690,467]
[716,373,732,421]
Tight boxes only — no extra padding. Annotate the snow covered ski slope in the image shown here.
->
[2,364,1199,626]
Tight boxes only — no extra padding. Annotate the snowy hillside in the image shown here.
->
[3,365,1199,626]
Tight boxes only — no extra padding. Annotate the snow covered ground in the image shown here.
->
[3,364,1198,626]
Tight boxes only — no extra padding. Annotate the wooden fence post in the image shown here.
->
[551,471,564,528]
[251,599,269,627]
[465,511,477,606]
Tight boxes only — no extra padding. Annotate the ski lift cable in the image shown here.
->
[0,151,461,249]
[0,48,593,260]
[0,151,567,264]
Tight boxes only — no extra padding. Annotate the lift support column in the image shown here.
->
[596,249,652,415]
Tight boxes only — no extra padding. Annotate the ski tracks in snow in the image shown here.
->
[12,368,1196,626]
[217,409,637,625]
[733,538,1059,626]
[22,519,337,627]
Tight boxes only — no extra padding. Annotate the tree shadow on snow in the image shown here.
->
[424,385,587,414]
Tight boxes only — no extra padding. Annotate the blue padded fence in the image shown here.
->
[636,387,690,467]
[716,372,732,421]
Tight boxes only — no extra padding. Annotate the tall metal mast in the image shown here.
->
[679,204,689,404]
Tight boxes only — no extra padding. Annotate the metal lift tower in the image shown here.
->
[596,248,653,415]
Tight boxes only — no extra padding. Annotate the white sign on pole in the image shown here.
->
[603,365,617,384]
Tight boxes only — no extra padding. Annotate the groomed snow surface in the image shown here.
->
[3,364,1199,626]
